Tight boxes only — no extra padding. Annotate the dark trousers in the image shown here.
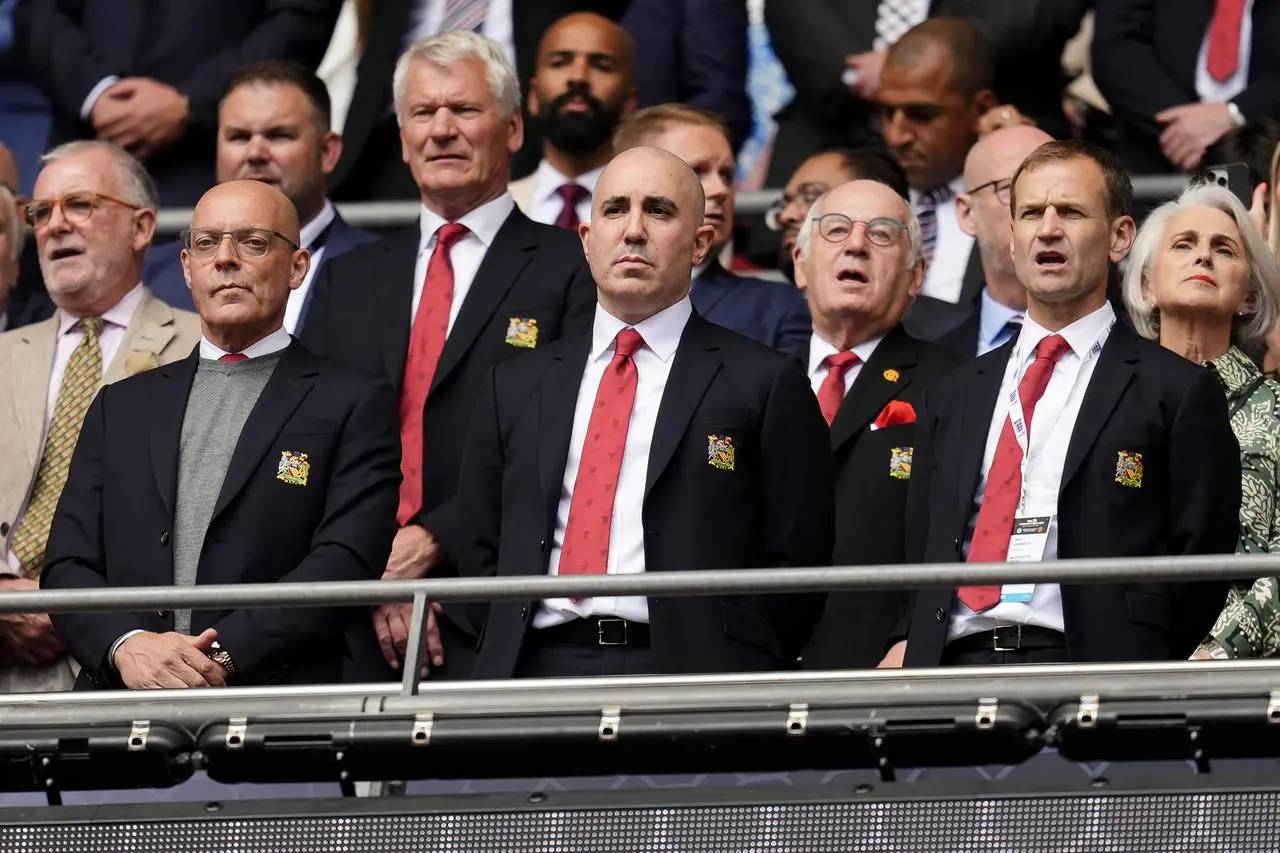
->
[515,621,657,678]
[941,626,1068,666]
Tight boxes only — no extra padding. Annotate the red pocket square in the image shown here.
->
[873,400,916,430]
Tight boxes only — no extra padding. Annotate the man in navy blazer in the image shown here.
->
[614,104,811,353]
[462,146,833,680]
[144,61,374,327]
[43,180,399,690]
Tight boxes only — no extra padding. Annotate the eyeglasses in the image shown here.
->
[765,183,829,231]
[180,228,300,259]
[811,213,906,246]
[21,192,143,229]
[967,178,1014,205]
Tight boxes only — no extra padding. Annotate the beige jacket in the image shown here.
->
[0,288,201,692]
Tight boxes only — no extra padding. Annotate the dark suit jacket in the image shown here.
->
[799,325,956,670]
[2,288,53,331]
[899,322,1242,667]
[330,0,629,200]
[904,295,976,351]
[691,261,810,354]
[1093,0,1280,175]
[621,0,751,153]
[14,0,342,206]
[42,342,401,689]
[762,0,1085,186]
[144,209,376,317]
[462,312,835,679]
[299,206,596,641]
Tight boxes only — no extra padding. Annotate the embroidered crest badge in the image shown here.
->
[1115,450,1143,488]
[882,369,900,382]
[505,317,539,349]
[707,434,735,471]
[277,451,310,486]
[889,446,913,480]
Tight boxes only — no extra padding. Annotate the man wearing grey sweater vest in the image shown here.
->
[43,181,401,689]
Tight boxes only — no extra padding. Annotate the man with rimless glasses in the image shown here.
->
[0,140,199,693]
[41,179,400,690]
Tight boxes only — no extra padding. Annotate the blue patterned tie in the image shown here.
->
[440,0,489,32]
[916,185,955,269]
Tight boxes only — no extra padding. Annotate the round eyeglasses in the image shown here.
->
[21,193,143,229]
[967,177,1014,205]
[811,213,906,246]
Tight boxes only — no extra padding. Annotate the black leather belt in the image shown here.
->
[948,624,1065,653]
[534,617,650,647]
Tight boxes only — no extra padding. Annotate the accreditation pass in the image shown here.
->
[1002,515,1051,603]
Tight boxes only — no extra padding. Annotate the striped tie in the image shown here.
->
[916,185,955,269]
[874,0,930,51]
[440,0,489,32]
[9,317,105,576]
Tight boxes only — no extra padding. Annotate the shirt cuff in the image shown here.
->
[108,628,145,670]
[81,76,120,121]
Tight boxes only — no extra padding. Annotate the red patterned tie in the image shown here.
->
[555,184,588,231]
[218,353,247,364]
[557,328,645,579]
[816,351,859,426]
[1207,0,1248,82]
[397,222,469,525]
[958,334,1071,612]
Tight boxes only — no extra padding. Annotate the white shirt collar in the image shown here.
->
[300,200,336,251]
[1014,300,1115,365]
[978,288,1025,350]
[590,297,693,364]
[531,159,603,208]
[199,325,292,361]
[418,192,515,257]
[807,330,885,377]
[58,283,144,336]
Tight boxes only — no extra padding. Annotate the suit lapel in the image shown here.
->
[377,225,421,390]
[149,351,201,519]
[209,346,318,523]
[1060,325,1138,493]
[7,318,58,467]
[689,263,735,318]
[954,343,1011,510]
[538,335,592,516]
[645,315,723,497]
[430,210,537,395]
[829,326,918,453]
[105,290,181,383]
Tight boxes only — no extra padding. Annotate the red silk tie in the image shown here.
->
[816,351,859,426]
[554,183,589,231]
[218,353,248,364]
[557,328,645,578]
[1207,0,1248,82]
[397,222,469,525]
[958,334,1072,612]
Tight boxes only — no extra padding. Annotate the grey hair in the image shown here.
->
[40,140,158,211]
[393,30,521,122]
[1123,182,1279,351]
[795,191,924,269]
[0,184,24,261]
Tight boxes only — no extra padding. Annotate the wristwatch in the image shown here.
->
[208,641,238,677]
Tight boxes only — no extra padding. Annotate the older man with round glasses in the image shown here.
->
[791,179,954,671]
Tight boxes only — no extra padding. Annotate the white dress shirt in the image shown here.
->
[282,201,337,335]
[533,297,694,628]
[198,325,292,361]
[526,160,601,227]
[806,331,885,397]
[976,289,1025,356]
[912,177,974,304]
[414,193,515,333]
[403,0,515,67]
[948,301,1116,641]
[1196,0,1254,105]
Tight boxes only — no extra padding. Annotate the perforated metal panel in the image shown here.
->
[2,791,1280,852]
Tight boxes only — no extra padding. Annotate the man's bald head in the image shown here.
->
[193,179,301,243]
[885,18,994,97]
[583,146,716,324]
[539,12,635,68]
[963,125,1055,190]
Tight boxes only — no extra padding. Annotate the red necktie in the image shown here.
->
[557,328,645,578]
[958,334,1071,613]
[397,222,469,525]
[218,353,247,364]
[555,183,589,231]
[1207,0,1248,82]
[816,351,859,426]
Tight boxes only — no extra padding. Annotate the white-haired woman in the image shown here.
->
[1125,182,1280,659]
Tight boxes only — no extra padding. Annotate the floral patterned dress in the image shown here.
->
[1199,346,1280,658]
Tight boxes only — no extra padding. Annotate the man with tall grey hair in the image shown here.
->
[0,140,200,692]
[789,179,954,672]
[303,30,595,683]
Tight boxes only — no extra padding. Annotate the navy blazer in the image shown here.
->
[144,210,375,319]
[899,322,1242,666]
[462,312,836,679]
[42,342,401,689]
[691,262,810,354]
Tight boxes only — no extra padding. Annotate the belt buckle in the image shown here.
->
[597,618,627,646]
[993,624,1021,652]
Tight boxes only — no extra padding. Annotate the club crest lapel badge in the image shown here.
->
[277,451,310,486]
[889,447,913,480]
[1114,450,1143,488]
[505,317,539,349]
[707,434,735,471]
[882,369,900,382]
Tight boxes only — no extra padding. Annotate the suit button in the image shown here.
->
[538,539,546,552]
[0,522,8,536]
[157,610,169,618]
[520,607,529,619]
[935,608,946,622]
[160,531,170,546]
